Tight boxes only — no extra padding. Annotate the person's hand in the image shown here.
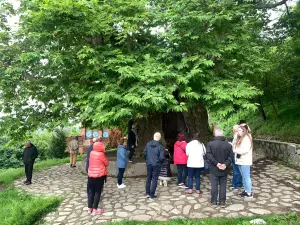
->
[217,163,222,170]
[131,145,135,148]
[221,164,227,170]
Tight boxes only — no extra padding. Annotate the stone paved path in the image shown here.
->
[15,159,300,225]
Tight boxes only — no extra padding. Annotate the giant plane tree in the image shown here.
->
[0,0,292,153]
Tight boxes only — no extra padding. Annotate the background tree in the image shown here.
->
[1,0,293,152]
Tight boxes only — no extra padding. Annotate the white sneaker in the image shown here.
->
[117,184,126,189]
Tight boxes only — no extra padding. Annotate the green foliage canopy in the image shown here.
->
[0,0,274,137]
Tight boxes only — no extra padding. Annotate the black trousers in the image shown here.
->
[88,177,105,209]
[117,168,126,185]
[210,173,227,204]
[146,165,160,198]
[24,163,34,182]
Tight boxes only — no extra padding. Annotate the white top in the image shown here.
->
[186,140,206,168]
[233,135,253,166]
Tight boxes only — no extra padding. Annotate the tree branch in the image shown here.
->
[256,0,288,9]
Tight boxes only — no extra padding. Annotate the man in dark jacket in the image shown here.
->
[127,124,137,162]
[206,129,233,207]
[23,140,38,185]
[144,132,165,201]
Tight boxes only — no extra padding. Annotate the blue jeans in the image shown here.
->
[238,165,252,193]
[232,158,243,188]
[128,146,135,160]
[146,165,160,198]
[177,164,187,185]
[188,167,202,191]
[117,168,126,185]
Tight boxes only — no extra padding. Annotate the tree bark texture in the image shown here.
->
[134,102,212,157]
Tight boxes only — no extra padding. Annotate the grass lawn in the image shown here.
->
[107,212,299,225]
[0,156,81,225]
[0,155,83,186]
[0,188,62,225]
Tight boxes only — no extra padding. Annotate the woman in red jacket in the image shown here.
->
[87,142,109,215]
[173,133,188,189]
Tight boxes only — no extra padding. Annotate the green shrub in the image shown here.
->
[48,129,68,159]
[0,147,23,169]
[30,131,53,160]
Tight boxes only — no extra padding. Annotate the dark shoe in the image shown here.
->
[72,165,76,168]
[243,192,253,199]
[25,181,32,185]
[239,190,247,197]
[219,202,226,208]
[70,164,73,167]
[23,180,28,184]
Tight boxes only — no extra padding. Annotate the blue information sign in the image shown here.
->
[103,132,109,138]
[93,131,99,138]
[86,130,92,138]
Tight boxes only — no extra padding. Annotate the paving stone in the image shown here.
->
[123,205,136,212]
[226,204,245,211]
[249,208,271,215]
[130,215,151,221]
[183,205,192,215]
[170,208,181,215]
[115,212,128,218]
[13,159,299,224]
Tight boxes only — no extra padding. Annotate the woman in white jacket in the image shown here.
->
[233,126,253,199]
[186,133,206,194]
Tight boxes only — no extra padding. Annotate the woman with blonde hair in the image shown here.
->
[233,126,253,199]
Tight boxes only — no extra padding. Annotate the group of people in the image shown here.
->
[84,121,253,214]
[22,120,253,215]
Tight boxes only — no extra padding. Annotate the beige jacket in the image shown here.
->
[233,135,252,166]
[69,139,79,154]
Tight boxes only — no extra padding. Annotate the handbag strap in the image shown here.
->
[178,145,186,153]
[201,143,206,155]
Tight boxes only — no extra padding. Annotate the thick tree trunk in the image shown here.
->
[135,113,165,158]
[134,102,212,158]
[182,102,212,144]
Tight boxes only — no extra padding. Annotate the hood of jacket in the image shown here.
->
[148,140,160,148]
[175,141,186,148]
[93,142,105,153]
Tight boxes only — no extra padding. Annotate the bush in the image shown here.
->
[0,147,23,169]
[48,129,68,159]
[30,131,53,160]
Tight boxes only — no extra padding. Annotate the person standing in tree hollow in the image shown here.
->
[69,136,79,167]
[23,140,38,185]
[127,124,137,163]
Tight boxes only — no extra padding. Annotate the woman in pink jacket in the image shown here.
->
[173,133,188,189]
[87,142,109,215]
